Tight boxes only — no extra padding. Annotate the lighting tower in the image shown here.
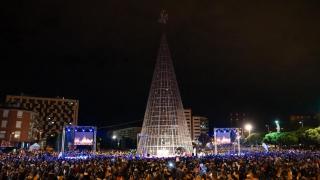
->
[244,123,253,137]
[275,120,280,133]
[137,10,192,157]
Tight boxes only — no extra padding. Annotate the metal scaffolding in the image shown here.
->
[137,13,192,157]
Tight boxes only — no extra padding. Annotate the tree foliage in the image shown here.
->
[278,132,298,145]
[263,132,298,145]
[304,126,320,145]
[263,126,320,146]
[245,133,264,145]
[263,132,280,145]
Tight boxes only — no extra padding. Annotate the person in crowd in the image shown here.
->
[0,149,319,179]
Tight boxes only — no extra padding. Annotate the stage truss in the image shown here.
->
[61,125,97,152]
[214,128,241,155]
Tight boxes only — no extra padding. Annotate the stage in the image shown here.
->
[61,125,97,153]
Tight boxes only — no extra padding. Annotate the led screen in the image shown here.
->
[216,131,231,144]
[74,131,93,145]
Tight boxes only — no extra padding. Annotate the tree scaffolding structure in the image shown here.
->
[137,11,192,157]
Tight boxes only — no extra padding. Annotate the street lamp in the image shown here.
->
[275,120,280,133]
[112,135,117,140]
[265,124,270,133]
[236,135,241,155]
[9,132,15,146]
[299,121,304,128]
[112,135,120,148]
[244,124,253,137]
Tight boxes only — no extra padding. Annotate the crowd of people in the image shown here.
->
[0,149,319,179]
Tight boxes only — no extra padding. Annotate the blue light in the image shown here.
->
[89,129,93,132]
[168,161,175,168]
[75,129,77,132]
[82,129,85,132]
[67,129,71,132]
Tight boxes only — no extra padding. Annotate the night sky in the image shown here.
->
[1,0,320,129]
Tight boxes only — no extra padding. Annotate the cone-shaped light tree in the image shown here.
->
[137,10,193,157]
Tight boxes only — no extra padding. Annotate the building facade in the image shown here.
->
[113,127,142,140]
[184,109,209,141]
[0,108,39,147]
[289,114,320,129]
[184,109,192,135]
[192,116,209,141]
[5,95,79,141]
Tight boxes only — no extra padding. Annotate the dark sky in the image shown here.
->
[1,0,320,129]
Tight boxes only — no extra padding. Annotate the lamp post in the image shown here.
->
[214,129,217,155]
[275,120,280,133]
[112,135,116,140]
[299,121,304,128]
[244,124,253,137]
[237,135,241,155]
[9,132,15,146]
[265,124,270,133]
[112,135,120,148]
[39,130,43,148]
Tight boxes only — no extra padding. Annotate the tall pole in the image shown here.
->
[299,121,304,128]
[244,124,252,137]
[61,127,65,153]
[137,133,139,150]
[93,126,97,152]
[9,132,14,146]
[9,133,12,143]
[265,124,270,133]
[214,128,217,155]
[39,131,43,148]
[275,120,280,133]
[237,135,240,155]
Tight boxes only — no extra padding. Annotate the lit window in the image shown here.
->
[17,111,23,118]
[14,131,20,139]
[1,120,8,128]
[0,131,5,138]
[3,110,9,118]
[16,121,22,128]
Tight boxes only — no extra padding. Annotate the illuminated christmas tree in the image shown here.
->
[137,10,192,157]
